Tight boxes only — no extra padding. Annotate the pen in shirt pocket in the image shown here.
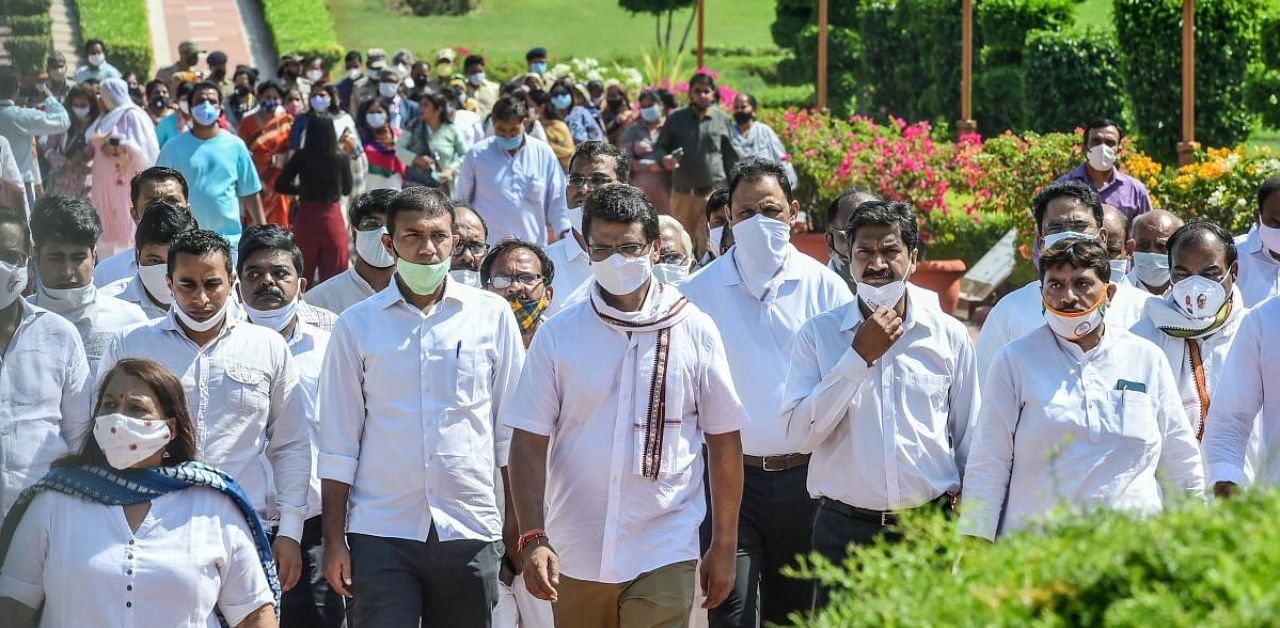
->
[456,340,461,359]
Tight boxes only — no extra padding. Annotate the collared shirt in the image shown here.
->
[544,235,591,317]
[959,326,1204,540]
[0,487,274,627]
[1055,164,1154,219]
[303,267,379,315]
[29,287,148,368]
[681,245,853,456]
[100,273,168,320]
[156,130,262,248]
[502,291,744,583]
[0,302,91,515]
[319,280,525,543]
[98,312,312,540]
[93,250,138,287]
[285,320,330,520]
[455,136,570,246]
[0,96,70,182]
[73,62,123,84]
[654,106,739,190]
[1235,227,1280,307]
[0,135,22,212]
[1203,297,1280,486]
[781,285,979,510]
[976,279,1156,385]
[296,301,337,332]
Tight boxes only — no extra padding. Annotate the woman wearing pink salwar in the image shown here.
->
[87,78,159,256]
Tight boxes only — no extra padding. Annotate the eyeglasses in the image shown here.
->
[453,240,489,257]
[1043,219,1096,235]
[657,251,689,266]
[356,219,385,232]
[587,242,652,262]
[0,250,27,267]
[487,273,544,289]
[567,174,615,188]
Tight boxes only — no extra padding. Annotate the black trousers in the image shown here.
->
[281,516,348,628]
[701,463,818,628]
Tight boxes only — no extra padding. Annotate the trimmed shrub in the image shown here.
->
[261,0,344,70]
[403,0,477,15]
[1245,10,1280,128]
[7,14,51,37]
[1023,29,1129,134]
[75,0,153,79]
[4,36,49,75]
[5,0,51,13]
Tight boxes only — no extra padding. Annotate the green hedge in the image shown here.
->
[74,0,153,79]
[261,0,344,70]
[4,36,49,75]
[7,14,51,37]
[1023,28,1129,134]
[5,0,51,13]
[4,0,52,75]
[1115,0,1262,163]
[1246,9,1280,129]
[793,490,1280,626]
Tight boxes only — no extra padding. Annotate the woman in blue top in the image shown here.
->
[548,78,603,144]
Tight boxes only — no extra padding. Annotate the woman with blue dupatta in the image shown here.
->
[0,358,280,627]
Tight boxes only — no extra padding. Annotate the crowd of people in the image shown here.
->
[0,37,1277,628]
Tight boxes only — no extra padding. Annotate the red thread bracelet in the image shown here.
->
[517,529,548,555]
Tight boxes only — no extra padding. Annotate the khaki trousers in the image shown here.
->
[669,188,713,260]
[552,560,697,628]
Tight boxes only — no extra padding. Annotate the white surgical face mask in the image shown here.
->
[0,260,29,309]
[347,68,362,80]
[1133,251,1171,288]
[179,101,190,115]
[366,112,388,129]
[1259,223,1280,255]
[305,69,324,83]
[731,214,791,292]
[310,94,331,111]
[356,227,395,268]
[652,263,690,285]
[566,206,584,235]
[93,413,172,469]
[1108,258,1130,280]
[592,252,653,296]
[1042,230,1096,250]
[449,268,482,288]
[172,298,228,333]
[72,105,91,120]
[38,282,94,314]
[707,225,725,258]
[1170,274,1228,320]
[88,53,106,67]
[378,82,398,99]
[1087,144,1117,172]
[241,294,299,332]
[1043,294,1107,340]
[137,263,173,305]
[857,279,908,311]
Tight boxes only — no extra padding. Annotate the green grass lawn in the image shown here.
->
[327,0,777,67]
[1074,0,1111,31]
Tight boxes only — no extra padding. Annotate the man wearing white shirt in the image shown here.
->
[0,207,91,516]
[93,166,189,287]
[1126,209,1183,295]
[680,159,852,628]
[1101,204,1133,284]
[960,238,1204,541]
[28,196,147,367]
[319,187,524,627]
[236,225,343,627]
[98,229,312,593]
[655,215,695,284]
[506,183,744,627]
[305,189,397,315]
[455,96,570,246]
[824,187,880,293]
[976,181,1156,382]
[781,200,978,607]
[448,204,489,288]
[545,141,627,316]
[100,201,196,320]
[1234,175,1280,307]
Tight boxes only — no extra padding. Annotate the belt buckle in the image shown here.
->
[762,455,786,472]
[880,511,891,526]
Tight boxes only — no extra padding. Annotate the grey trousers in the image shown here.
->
[346,526,502,628]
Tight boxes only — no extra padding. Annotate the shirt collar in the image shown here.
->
[373,275,473,310]
[565,234,587,261]
[1241,225,1264,255]
[719,244,806,287]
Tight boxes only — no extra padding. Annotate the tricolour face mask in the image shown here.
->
[0,260,29,309]
[356,227,395,268]
[1133,251,1171,288]
[93,413,172,469]
[592,252,653,296]
[1087,144,1117,171]
[1043,292,1107,340]
[137,263,173,305]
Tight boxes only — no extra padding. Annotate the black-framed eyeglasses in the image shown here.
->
[0,250,28,267]
[356,219,385,232]
[657,251,689,266]
[567,174,615,188]
[487,273,544,289]
[587,242,652,262]
[453,240,489,257]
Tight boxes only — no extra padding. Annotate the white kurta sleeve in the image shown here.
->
[957,348,1020,541]
[1202,310,1263,486]
[489,303,526,467]
[263,339,312,542]
[0,492,53,608]
[974,299,1014,387]
[317,318,366,486]
[1151,354,1205,500]
[215,499,275,626]
[780,319,871,454]
[947,330,982,477]
[500,325,561,437]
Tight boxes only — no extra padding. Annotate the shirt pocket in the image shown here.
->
[224,363,271,417]
[901,372,952,417]
[1101,390,1160,445]
[436,346,483,412]
[1,416,63,472]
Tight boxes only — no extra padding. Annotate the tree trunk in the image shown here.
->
[676,6,696,55]
[664,9,674,51]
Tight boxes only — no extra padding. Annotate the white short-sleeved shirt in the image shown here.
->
[0,487,274,627]
[543,235,592,318]
[1234,228,1280,307]
[303,267,379,315]
[101,273,168,320]
[286,320,330,520]
[93,250,138,288]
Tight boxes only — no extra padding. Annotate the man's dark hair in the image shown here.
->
[30,195,102,249]
[1167,219,1238,269]
[168,229,232,276]
[136,201,197,249]
[1032,180,1103,233]
[480,238,556,286]
[1039,238,1110,283]
[688,72,717,92]
[386,187,455,235]
[492,95,528,123]
[738,92,758,109]
[464,54,485,70]
[187,80,221,106]
[237,224,304,276]
[0,207,31,252]
[1083,118,1123,141]
[1257,174,1280,214]
[130,166,190,207]
[728,158,794,205]
[0,69,20,99]
[85,39,107,55]
[453,203,489,240]
[344,50,362,64]
[845,200,919,251]
[826,186,880,230]
[348,188,398,227]
[568,141,630,184]
[582,184,660,245]
[706,188,730,219]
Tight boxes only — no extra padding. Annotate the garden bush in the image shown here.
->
[4,36,49,75]
[261,0,344,69]
[1023,29,1129,134]
[1115,0,1262,163]
[403,0,476,15]
[6,14,51,38]
[1245,10,1280,129]
[5,0,51,13]
[789,489,1280,626]
[74,0,152,79]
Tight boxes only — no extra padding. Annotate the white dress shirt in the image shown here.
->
[1234,228,1280,307]
[286,320,330,520]
[30,286,148,367]
[502,293,744,583]
[100,273,168,320]
[0,302,91,515]
[976,279,1156,384]
[959,326,1205,540]
[98,312,312,541]
[781,285,979,510]
[0,488,274,627]
[680,244,853,456]
[455,135,570,246]
[544,234,592,317]
[93,249,137,287]
[1203,297,1280,486]
[318,280,525,543]
[303,266,378,315]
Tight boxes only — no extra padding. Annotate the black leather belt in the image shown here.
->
[743,453,810,472]
[819,495,952,526]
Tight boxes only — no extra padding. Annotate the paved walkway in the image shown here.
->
[49,0,81,71]
[147,0,275,77]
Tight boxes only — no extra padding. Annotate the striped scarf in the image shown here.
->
[0,461,281,608]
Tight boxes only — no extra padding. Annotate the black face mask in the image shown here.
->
[413,74,428,86]
[151,95,169,110]
[733,112,753,125]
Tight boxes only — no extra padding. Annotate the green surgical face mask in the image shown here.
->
[396,256,450,295]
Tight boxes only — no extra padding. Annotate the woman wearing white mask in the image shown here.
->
[356,98,405,190]
[622,89,673,213]
[960,238,1204,542]
[0,358,279,627]
[87,78,161,257]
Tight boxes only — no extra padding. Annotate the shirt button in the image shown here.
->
[127,569,133,575]
[129,539,135,545]
[127,554,133,560]
[126,602,132,608]
[127,585,133,591]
